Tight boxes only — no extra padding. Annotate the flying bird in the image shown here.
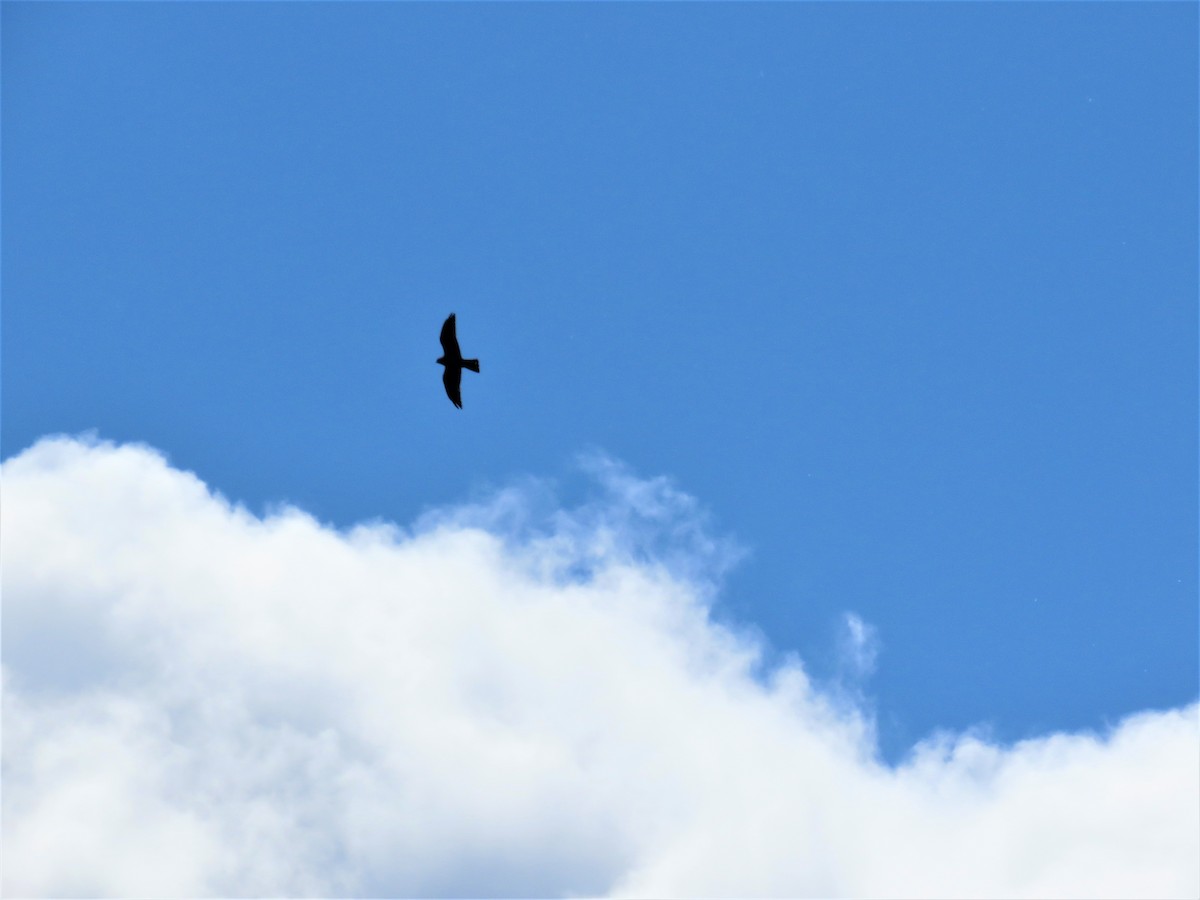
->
[437,313,480,408]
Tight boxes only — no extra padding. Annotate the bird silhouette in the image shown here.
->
[437,313,480,408]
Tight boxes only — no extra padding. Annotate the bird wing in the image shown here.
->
[439,314,461,359]
[442,364,463,408]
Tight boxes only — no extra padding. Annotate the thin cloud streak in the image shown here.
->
[840,610,880,679]
[3,436,1197,898]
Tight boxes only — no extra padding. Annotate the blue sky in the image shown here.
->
[4,0,1196,773]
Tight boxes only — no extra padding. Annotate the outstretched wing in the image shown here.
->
[440,314,461,359]
[442,364,463,408]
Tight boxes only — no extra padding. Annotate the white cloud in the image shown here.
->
[3,435,1197,898]
[839,610,880,679]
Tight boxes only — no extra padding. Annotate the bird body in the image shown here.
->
[437,313,479,408]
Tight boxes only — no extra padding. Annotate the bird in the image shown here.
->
[437,313,480,408]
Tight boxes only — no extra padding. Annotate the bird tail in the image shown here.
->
[462,358,480,373]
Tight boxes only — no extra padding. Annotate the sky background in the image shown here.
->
[4,0,1196,771]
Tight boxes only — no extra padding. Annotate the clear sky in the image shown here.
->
[2,5,1198,894]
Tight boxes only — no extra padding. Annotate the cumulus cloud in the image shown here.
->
[3,435,1197,898]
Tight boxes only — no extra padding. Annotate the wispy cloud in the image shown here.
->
[3,436,1197,898]
[839,610,880,680]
